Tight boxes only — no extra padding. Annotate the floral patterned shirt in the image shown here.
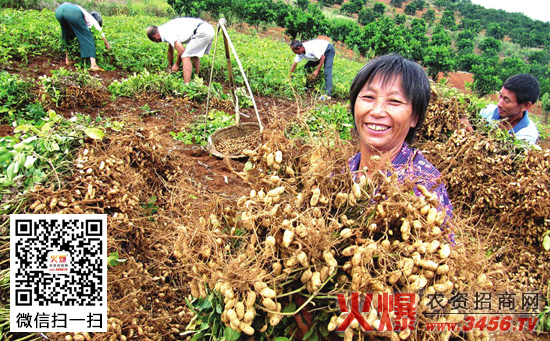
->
[348,143,454,232]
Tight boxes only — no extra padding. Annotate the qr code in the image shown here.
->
[10,214,107,332]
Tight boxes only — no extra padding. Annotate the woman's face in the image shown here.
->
[354,74,417,156]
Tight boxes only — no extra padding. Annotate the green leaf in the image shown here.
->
[12,152,25,175]
[199,297,212,310]
[40,121,54,134]
[48,109,60,120]
[6,161,16,180]
[24,155,37,169]
[319,324,329,337]
[303,328,318,341]
[190,331,206,341]
[543,235,550,251]
[244,161,253,171]
[282,301,296,314]
[107,251,127,268]
[274,338,291,341]
[223,326,241,341]
[31,168,45,183]
[85,127,105,140]
[44,140,60,152]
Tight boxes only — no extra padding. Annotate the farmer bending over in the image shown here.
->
[460,73,540,144]
[55,2,111,71]
[146,18,215,84]
[289,39,335,100]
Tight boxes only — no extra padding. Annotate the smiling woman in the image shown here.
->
[348,54,453,221]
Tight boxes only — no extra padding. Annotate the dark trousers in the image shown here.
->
[304,43,335,96]
[55,3,96,58]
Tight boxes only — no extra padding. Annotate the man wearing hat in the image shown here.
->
[55,2,111,71]
[146,18,215,84]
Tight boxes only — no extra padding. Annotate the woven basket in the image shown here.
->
[206,122,262,159]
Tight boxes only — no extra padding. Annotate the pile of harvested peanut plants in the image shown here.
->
[421,127,550,291]
[176,129,493,340]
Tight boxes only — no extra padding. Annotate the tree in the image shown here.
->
[408,19,428,59]
[390,0,404,8]
[413,0,426,11]
[340,0,364,14]
[327,17,360,43]
[486,22,505,40]
[368,17,410,57]
[456,53,480,73]
[422,9,435,24]
[528,62,549,83]
[540,92,550,124]
[439,10,456,29]
[358,8,376,25]
[430,25,451,47]
[318,0,336,7]
[285,6,328,39]
[234,0,276,29]
[395,14,406,25]
[433,0,450,10]
[455,38,474,54]
[167,0,206,16]
[458,18,481,33]
[404,2,417,16]
[528,50,550,66]
[499,57,527,82]
[296,0,309,11]
[471,57,501,97]
[348,24,376,56]
[479,37,502,55]
[423,45,454,81]
[272,1,293,27]
[372,2,386,17]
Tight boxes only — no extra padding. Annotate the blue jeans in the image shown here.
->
[304,43,335,96]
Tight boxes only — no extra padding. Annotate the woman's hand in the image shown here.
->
[103,37,111,50]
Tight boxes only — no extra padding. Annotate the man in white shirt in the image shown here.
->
[289,39,335,100]
[147,18,214,84]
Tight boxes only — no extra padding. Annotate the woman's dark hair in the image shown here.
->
[90,11,103,27]
[350,54,430,144]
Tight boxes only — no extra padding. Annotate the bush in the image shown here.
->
[108,70,184,98]
[285,102,354,141]
[0,71,34,121]
[0,9,60,66]
[327,17,359,43]
[284,6,328,40]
